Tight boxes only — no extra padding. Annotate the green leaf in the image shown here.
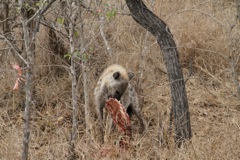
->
[89,47,94,52]
[43,1,49,7]
[36,2,40,7]
[36,0,48,7]
[57,17,64,25]
[106,9,117,20]
[82,53,88,62]
[75,51,80,57]
[103,4,110,8]
[64,52,71,60]
[74,31,79,38]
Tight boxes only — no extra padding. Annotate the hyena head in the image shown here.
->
[106,71,134,100]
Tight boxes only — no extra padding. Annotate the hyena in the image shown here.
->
[94,64,146,143]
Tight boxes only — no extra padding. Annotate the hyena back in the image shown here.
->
[94,64,146,143]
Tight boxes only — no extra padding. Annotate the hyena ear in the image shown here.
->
[113,71,120,80]
[128,72,134,80]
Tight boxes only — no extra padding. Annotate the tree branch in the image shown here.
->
[25,0,56,25]
[0,34,27,64]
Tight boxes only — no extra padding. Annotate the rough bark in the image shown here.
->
[68,1,78,159]
[20,2,36,159]
[136,0,155,108]
[126,0,191,147]
[22,22,33,160]
[19,1,56,159]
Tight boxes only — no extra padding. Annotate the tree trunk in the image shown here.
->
[21,4,35,160]
[22,22,33,160]
[79,6,92,137]
[68,1,78,159]
[19,1,56,159]
[126,0,191,147]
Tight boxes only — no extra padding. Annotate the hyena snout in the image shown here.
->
[108,83,128,100]
[107,90,122,100]
[112,90,122,100]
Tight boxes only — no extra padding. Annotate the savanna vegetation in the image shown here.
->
[0,0,240,159]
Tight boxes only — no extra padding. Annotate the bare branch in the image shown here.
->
[99,16,113,56]
[166,8,225,27]
[39,19,69,38]
[94,0,113,56]
[0,34,27,64]
[31,0,57,43]
[80,3,131,16]
[25,0,56,25]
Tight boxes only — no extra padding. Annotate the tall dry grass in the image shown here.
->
[0,0,240,159]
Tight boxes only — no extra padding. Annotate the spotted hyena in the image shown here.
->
[94,64,146,142]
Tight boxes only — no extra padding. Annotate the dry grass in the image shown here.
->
[1,0,240,159]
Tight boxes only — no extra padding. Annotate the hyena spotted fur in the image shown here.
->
[94,64,147,142]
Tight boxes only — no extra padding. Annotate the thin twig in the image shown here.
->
[166,8,225,27]
[99,16,113,56]
[25,0,56,26]
[0,34,27,64]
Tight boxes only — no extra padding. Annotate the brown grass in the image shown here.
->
[1,0,240,159]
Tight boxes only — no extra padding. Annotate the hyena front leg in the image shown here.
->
[96,100,105,143]
[128,105,147,133]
